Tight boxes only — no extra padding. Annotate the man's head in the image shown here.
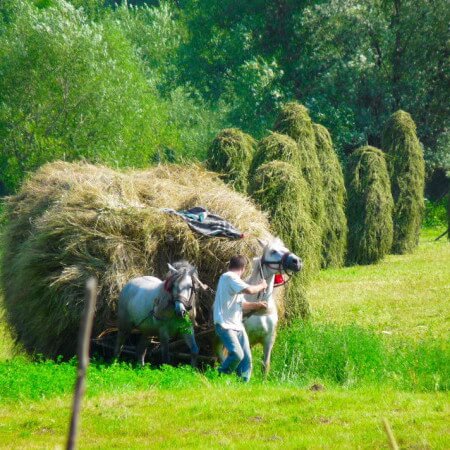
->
[228,255,247,276]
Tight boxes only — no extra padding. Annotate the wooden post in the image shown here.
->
[382,417,399,450]
[66,277,97,450]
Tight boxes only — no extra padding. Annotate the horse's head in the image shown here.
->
[258,237,303,274]
[165,261,202,323]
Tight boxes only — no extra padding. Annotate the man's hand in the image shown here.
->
[256,301,268,310]
[242,300,268,312]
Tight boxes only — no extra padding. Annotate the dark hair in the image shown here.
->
[228,255,247,271]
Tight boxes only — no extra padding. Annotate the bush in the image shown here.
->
[0,0,179,194]
[313,123,347,268]
[382,110,425,253]
[206,128,255,192]
[249,161,322,319]
[346,146,394,265]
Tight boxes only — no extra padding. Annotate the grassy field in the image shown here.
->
[0,227,448,448]
[309,228,450,341]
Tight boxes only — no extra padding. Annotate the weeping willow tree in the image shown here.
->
[249,132,301,178]
[206,128,256,193]
[381,110,425,254]
[313,123,347,268]
[273,102,325,226]
[250,160,321,319]
[346,146,394,265]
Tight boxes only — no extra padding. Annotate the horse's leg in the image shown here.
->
[159,328,170,364]
[114,329,128,359]
[262,331,276,378]
[183,332,199,368]
[135,334,149,366]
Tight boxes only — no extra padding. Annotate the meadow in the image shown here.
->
[0,227,448,448]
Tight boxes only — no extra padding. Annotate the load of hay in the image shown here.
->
[313,124,347,268]
[249,161,321,319]
[273,102,325,226]
[381,110,425,254]
[1,162,273,357]
[346,146,394,265]
[206,128,255,193]
[249,132,300,178]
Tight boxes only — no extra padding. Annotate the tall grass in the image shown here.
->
[0,322,447,404]
[270,322,449,392]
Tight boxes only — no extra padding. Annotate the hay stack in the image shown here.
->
[249,132,300,178]
[273,102,325,225]
[381,110,425,254]
[250,161,321,319]
[206,128,256,193]
[1,162,273,357]
[313,124,347,268]
[346,146,394,265]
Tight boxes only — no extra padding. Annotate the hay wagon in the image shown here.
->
[92,324,218,367]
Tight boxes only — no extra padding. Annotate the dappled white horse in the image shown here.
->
[114,261,202,366]
[244,238,303,375]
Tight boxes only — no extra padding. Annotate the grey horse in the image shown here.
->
[114,261,201,366]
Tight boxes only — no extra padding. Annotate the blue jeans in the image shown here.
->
[215,324,252,382]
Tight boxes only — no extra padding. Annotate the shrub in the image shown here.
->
[0,0,180,194]
[381,110,425,253]
[346,146,394,265]
[206,128,255,192]
[250,160,322,319]
[313,123,347,268]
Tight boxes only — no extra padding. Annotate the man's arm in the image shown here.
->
[242,279,267,295]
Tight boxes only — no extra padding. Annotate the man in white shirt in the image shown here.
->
[213,255,267,382]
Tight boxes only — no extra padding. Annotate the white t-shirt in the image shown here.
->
[213,271,250,331]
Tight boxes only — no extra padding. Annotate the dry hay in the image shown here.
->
[273,102,325,226]
[1,161,273,357]
[346,146,394,265]
[206,128,256,193]
[249,132,300,178]
[249,161,321,319]
[381,110,425,254]
[313,123,347,268]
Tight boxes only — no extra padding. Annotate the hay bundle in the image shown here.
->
[381,110,425,254]
[249,132,300,178]
[346,146,394,265]
[249,161,321,319]
[313,124,347,268]
[1,162,273,357]
[206,128,256,193]
[273,102,325,225]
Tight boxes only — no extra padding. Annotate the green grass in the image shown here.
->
[0,228,448,448]
[0,387,448,449]
[308,227,450,340]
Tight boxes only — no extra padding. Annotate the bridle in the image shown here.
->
[164,272,196,311]
[261,251,296,276]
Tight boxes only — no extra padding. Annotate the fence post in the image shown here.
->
[66,277,97,450]
[382,417,399,450]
